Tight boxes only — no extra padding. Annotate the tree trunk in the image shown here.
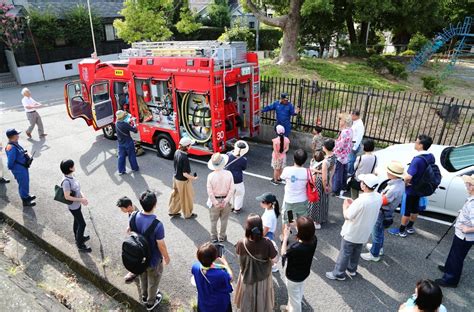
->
[346,14,357,45]
[359,22,368,45]
[318,39,326,58]
[277,0,302,64]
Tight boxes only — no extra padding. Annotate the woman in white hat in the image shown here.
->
[226,140,249,214]
[207,153,235,242]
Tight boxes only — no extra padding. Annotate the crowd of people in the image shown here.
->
[1,89,473,312]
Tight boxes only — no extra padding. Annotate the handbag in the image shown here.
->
[306,168,320,203]
[348,155,377,190]
[54,179,75,205]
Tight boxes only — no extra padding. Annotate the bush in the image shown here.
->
[401,49,416,56]
[421,75,445,95]
[342,44,368,57]
[386,61,408,80]
[64,5,103,48]
[251,28,282,51]
[408,33,430,52]
[367,55,388,71]
[28,9,62,50]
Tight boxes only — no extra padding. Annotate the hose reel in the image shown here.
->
[180,92,212,144]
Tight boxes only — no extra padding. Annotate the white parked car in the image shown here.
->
[302,49,319,58]
[373,143,474,216]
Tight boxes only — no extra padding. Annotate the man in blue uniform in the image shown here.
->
[115,110,139,175]
[261,93,300,137]
[5,129,35,207]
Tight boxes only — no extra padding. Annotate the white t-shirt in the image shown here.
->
[262,209,277,233]
[281,166,308,203]
[341,191,382,243]
[351,118,365,151]
[22,96,39,113]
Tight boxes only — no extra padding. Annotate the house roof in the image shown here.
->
[27,0,124,18]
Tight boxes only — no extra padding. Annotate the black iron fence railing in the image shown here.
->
[260,76,473,146]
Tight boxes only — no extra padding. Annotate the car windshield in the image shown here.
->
[440,143,474,172]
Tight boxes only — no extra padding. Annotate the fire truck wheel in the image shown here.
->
[102,124,117,140]
[156,134,176,160]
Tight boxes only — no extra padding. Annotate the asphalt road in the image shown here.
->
[0,80,473,311]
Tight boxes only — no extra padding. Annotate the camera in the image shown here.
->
[214,243,225,257]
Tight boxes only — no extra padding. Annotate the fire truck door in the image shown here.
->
[90,81,114,128]
[65,81,93,122]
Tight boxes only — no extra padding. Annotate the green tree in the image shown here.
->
[175,0,202,34]
[244,0,304,64]
[64,4,103,48]
[218,22,255,50]
[28,9,61,50]
[204,0,231,28]
[114,0,173,43]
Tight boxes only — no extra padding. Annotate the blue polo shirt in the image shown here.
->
[261,100,297,136]
[191,262,232,312]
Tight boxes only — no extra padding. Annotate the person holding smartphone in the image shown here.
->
[191,242,233,312]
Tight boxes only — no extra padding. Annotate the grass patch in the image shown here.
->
[307,92,344,110]
[260,57,408,91]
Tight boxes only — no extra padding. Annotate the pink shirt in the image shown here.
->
[207,169,235,205]
[335,128,353,164]
[272,136,290,160]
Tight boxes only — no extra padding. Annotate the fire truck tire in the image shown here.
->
[103,124,117,140]
[156,134,176,160]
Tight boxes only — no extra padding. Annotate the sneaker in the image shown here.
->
[118,171,127,175]
[325,271,346,281]
[406,227,416,234]
[22,200,36,207]
[346,270,357,277]
[82,235,90,243]
[270,179,279,186]
[146,292,163,310]
[277,178,286,185]
[366,243,384,256]
[0,177,10,184]
[434,278,457,288]
[314,223,322,230]
[27,195,37,201]
[168,213,181,217]
[272,264,279,273]
[232,209,241,214]
[361,252,380,262]
[438,265,445,273]
[124,272,137,284]
[388,228,407,238]
[211,238,218,243]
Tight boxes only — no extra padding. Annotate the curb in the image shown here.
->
[0,210,146,312]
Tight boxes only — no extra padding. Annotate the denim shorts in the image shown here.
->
[265,232,275,241]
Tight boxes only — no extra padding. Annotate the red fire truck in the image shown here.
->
[64,41,260,159]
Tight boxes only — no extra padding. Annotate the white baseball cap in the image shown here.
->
[179,137,194,147]
[357,174,379,189]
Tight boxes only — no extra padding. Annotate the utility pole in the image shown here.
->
[87,0,97,58]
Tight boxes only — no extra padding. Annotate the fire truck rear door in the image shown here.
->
[65,80,93,125]
[90,81,114,128]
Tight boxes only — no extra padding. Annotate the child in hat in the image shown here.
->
[271,125,290,185]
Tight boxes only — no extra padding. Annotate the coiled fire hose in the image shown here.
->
[180,92,212,143]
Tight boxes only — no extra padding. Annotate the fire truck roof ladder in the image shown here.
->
[120,41,248,68]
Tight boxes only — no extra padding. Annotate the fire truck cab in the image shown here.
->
[64,41,260,159]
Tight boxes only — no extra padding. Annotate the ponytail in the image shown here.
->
[279,134,284,153]
[273,200,281,219]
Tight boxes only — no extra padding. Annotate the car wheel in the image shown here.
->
[312,55,317,58]
[102,124,117,140]
[156,134,176,160]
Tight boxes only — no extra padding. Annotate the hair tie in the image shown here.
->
[251,227,261,235]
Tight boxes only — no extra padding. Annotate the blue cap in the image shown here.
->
[6,128,21,138]
[280,93,288,99]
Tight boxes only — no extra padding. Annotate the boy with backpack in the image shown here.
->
[389,134,441,238]
[117,196,140,283]
[123,190,170,311]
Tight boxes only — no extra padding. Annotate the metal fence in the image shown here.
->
[260,76,473,146]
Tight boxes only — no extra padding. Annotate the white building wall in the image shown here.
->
[6,53,121,85]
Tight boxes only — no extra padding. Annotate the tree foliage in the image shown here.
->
[175,0,202,34]
[114,0,173,43]
[28,9,61,50]
[218,22,255,50]
[0,2,24,50]
[64,4,103,48]
[203,0,231,28]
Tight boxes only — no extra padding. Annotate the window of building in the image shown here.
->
[105,24,118,41]
[249,21,255,29]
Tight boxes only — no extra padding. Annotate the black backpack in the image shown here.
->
[412,155,442,197]
[122,212,159,275]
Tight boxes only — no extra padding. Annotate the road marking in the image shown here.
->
[0,100,65,112]
[416,215,453,226]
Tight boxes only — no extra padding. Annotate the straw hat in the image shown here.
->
[462,174,474,184]
[233,140,249,157]
[386,161,405,178]
[115,110,127,121]
[208,153,229,170]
